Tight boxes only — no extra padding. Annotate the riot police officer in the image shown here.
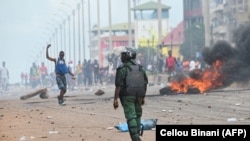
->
[113,47,148,141]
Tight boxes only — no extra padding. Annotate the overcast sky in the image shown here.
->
[0,0,183,83]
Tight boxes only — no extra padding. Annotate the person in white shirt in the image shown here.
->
[0,61,9,91]
[189,58,196,71]
[195,58,201,69]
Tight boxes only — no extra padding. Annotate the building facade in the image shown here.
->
[132,1,171,48]
[210,0,250,46]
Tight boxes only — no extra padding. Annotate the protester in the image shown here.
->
[113,47,148,141]
[165,50,177,82]
[92,59,100,85]
[157,53,164,73]
[182,57,190,74]
[189,57,196,71]
[39,62,48,86]
[29,62,39,88]
[175,57,183,74]
[85,59,93,86]
[0,61,9,91]
[82,59,88,87]
[66,61,75,91]
[46,44,75,106]
[108,61,115,84]
[75,60,83,86]
[195,58,201,69]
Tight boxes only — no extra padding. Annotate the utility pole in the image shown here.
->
[157,0,162,84]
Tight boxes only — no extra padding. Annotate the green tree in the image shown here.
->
[180,23,205,59]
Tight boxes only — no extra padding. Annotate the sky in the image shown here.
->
[0,0,183,84]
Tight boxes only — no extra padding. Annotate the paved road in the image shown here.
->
[0,83,250,141]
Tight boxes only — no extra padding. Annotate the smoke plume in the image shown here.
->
[202,23,250,87]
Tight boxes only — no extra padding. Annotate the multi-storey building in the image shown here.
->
[90,1,171,67]
[91,23,134,67]
[132,1,171,48]
[209,0,250,46]
[184,0,250,48]
[183,0,204,29]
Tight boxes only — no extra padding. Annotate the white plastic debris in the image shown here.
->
[46,116,52,119]
[227,118,237,122]
[106,127,114,130]
[168,110,174,113]
[160,83,165,88]
[49,131,59,134]
[20,136,26,141]
[235,103,241,106]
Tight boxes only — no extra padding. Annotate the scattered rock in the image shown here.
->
[95,89,105,96]
[39,92,49,99]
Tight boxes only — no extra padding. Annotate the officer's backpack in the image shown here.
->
[125,64,146,96]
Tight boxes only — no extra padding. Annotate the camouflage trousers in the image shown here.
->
[120,96,143,141]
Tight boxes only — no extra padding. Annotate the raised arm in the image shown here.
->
[46,44,56,63]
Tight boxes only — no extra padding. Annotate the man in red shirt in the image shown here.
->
[165,50,177,82]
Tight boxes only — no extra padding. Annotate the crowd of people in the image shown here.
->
[20,62,54,89]
[20,56,202,91]
[18,47,205,91]
[20,56,118,90]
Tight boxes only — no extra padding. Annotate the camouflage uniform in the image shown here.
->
[115,61,148,141]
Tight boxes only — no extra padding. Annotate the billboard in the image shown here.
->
[135,20,169,48]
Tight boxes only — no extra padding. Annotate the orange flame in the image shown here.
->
[170,60,225,93]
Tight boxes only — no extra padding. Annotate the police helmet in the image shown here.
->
[121,47,136,60]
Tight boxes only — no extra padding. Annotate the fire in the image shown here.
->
[170,60,225,94]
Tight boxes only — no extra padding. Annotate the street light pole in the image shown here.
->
[88,0,91,60]
[60,24,63,51]
[67,15,72,60]
[108,0,112,52]
[72,9,76,66]
[55,28,58,56]
[81,0,86,60]
[63,19,66,55]
[128,0,132,47]
[77,3,81,62]
[97,0,100,61]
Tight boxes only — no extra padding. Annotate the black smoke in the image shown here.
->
[202,23,250,87]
